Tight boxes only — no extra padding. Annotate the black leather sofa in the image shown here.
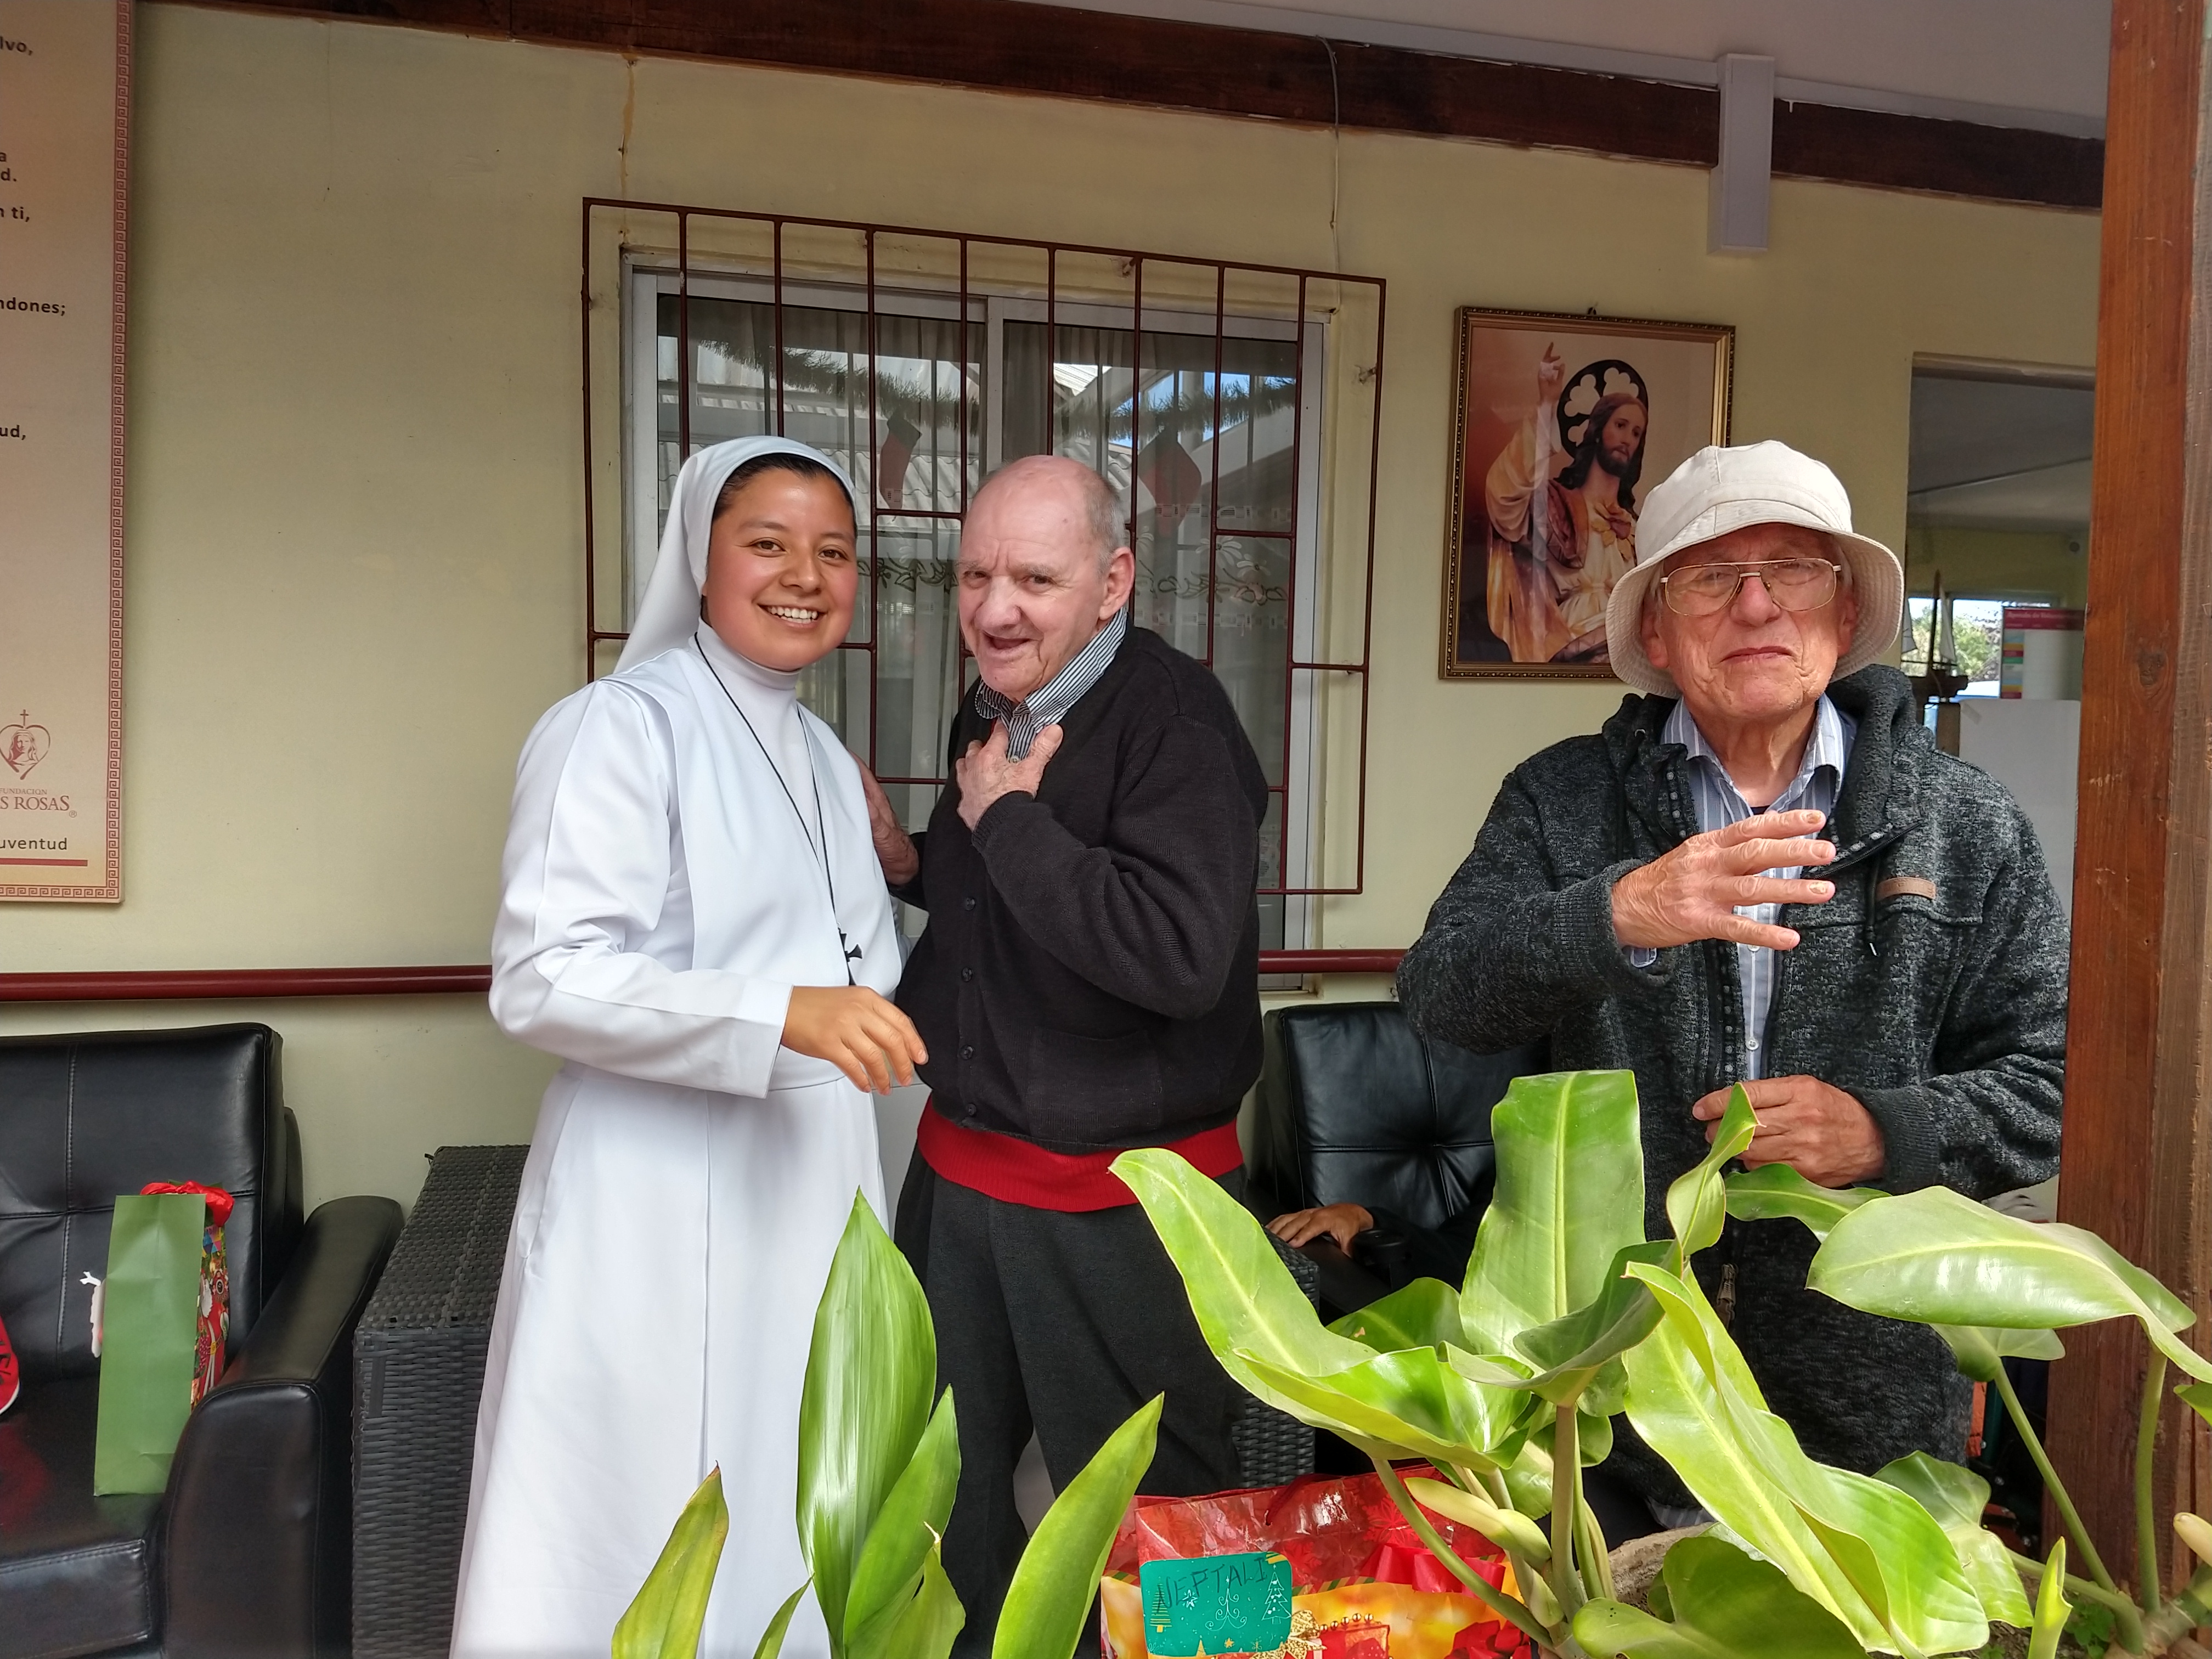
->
[1246,1000,1542,1316]
[0,1024,403,1659]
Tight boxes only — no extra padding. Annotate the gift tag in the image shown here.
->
[1138,1550,1295,1656]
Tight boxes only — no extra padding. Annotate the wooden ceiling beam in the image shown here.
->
[175,0,2100,210]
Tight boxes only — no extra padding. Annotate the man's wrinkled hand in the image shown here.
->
[955,721,1062,830]
[1692,1074,1886,1187]
[1268,1203,1374,1254]
[1611,809,1838,951]
[856,759,920,885]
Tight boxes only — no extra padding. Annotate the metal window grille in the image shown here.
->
[581,201,1383,925]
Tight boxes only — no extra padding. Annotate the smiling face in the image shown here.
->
[956,458,1135,703]
[1640,522,1859,730]
[699,466,859,672]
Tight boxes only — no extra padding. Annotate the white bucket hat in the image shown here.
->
[1601,439,1904,697]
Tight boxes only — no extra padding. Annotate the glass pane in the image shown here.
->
[1003,320,1300,787]
[656,291,977,786]
[872,515,964,786]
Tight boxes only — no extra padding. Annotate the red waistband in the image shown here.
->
[915,1099,1243,1212]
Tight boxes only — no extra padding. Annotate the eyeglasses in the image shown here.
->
[1658,557,1843,618]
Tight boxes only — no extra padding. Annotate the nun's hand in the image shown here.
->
[855,760,920,885]
[955,722,1062,830]
[783,986,928,1095]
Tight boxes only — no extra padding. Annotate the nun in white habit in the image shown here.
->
[452,437,927,1658]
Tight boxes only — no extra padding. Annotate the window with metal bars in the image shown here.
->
[583,205,1381,957]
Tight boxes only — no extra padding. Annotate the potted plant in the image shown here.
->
[613,1194,1163,1659]
[1115,1072,2212,1658]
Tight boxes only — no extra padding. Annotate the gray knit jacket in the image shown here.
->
[1397,665,2068,1505]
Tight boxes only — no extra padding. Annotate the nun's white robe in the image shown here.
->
[451,627,899,1659]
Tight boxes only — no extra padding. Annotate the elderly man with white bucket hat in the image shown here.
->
[1400,439,2068,1536]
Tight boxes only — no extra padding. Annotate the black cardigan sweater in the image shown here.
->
[893,625,1268,1152]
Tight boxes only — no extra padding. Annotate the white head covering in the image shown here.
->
[1600,439,1905,697]
[617,436,861,672]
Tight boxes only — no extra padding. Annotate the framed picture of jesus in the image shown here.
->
[1440,308,1734,679]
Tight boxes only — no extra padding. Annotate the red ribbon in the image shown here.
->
[140,1180,235,1227]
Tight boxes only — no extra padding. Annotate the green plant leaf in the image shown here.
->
[1460,1070,1646,1354]
[1403,1475,1552,1562]
[1114,1151,1534,1464]
[1113,1150,1381,1386]
[991,1395,1162,1659]
[843,1390,962,1649]
[1515,1241,1671,1406]
[1573,1535,1864,1658]
[2177,1381,2212,1431]
[799,1195,938,1654]
[1723,1165,1881,1240]
[1931,1323,2067,1384]
[1809,1189,2210,1386]
[613,1467,732,1659]
[1874,1452,2033,1627]
[2174,1511,2212,1567]
[1329,1277,1468,1352]
[1620,1259,1988,1655]
[1235,1344,1525,1470]
[2029,1537,2072,1659]
[749,1583,811,1659]
[1664,1085,1759,1265]
[853,1534,964,1659]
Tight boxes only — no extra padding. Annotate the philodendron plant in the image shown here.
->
[1116,1071,2212,1658]
[615,1191,1163,1659]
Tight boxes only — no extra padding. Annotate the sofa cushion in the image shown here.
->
[0,1376,159,1659]
[0,1025,297,1385]
[1254,1002,1541,1229]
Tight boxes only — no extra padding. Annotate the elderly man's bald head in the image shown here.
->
[970,456,1125,574]
[957,456,1137,702]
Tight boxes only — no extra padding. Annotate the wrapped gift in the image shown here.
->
[91,1183,234,1494]
[142,1181,234,1404]
[1101,1468,1532,1659]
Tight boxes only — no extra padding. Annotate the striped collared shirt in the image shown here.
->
[972,608,1128,759]
[1633,695,1857,1079]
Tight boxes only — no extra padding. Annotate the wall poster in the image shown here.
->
[1440,308,1733,680]
[0,0,127,899]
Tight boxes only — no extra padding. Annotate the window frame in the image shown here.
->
[582,200,1384,907]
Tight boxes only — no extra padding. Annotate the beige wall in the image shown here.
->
[1,4,2101,1210]
[1905,524,2090,608]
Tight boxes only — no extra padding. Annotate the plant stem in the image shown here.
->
[1550,1404,1585,1623]
[2010,1548,2148,1654]
[1994,1361,2124,1597]
[1576,1488,1616,1604]
[2139,1353,2170,1615]
[1371,1455,1551,1648]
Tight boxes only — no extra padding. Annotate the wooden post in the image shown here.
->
[2049,0,2212,1596]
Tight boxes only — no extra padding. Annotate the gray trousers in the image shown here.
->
[893,1153,1245,1658]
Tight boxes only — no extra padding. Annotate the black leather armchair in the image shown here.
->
[0,1024,402,1659]
[1247,1001,1542,1317]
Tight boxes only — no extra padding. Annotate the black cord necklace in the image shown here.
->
[695,637,861,985]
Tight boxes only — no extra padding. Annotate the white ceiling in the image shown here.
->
[1013,0,2112,135]
[1909,373,2096,531]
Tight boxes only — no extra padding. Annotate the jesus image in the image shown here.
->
[1482,346,1649,663]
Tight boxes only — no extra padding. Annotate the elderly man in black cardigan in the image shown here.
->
[859,453,1268,1656]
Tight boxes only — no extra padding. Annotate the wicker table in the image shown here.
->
[353,1144,528,1659]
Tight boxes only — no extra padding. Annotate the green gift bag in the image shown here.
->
[93,1192,211,1495]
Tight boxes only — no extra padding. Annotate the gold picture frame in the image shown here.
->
[1440,307,1734,679]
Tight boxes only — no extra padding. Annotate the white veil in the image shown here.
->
[617,436,862,672]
